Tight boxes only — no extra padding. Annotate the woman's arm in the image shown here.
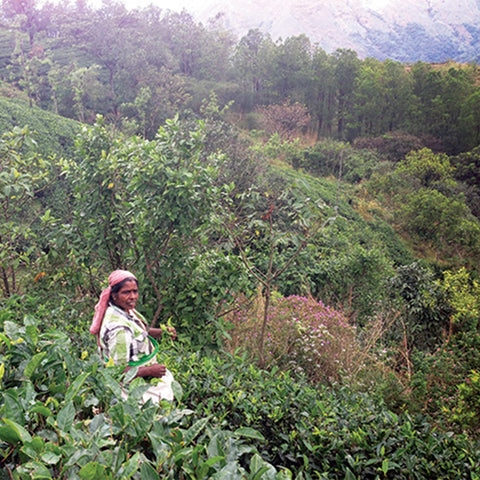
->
[125,363,166,378]
[147,327,164,339]
[148,326,177,340]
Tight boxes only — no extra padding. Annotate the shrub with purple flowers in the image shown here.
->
[225,293,361,384]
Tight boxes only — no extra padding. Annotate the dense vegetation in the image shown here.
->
[1,0,480,153]
[1,0,480,479]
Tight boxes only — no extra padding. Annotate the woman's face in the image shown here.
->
[112,280,139,311]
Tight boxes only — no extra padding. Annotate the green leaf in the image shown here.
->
[234,427,265,441]
[25,324,39,346]
[344,468,357,480]
[30,404,53,417]
[0,425,22,444]
[1,418,32,443]
[79,461,106,480]
[65,372,90,402]
[249,454,272,480]
[198,456,224,478]
[140,462,160,480]
[24,351,47,379]
[41,451,62,465]
[56,401,75,433]
[21,461,52,479]
[380,458,389,474]
[184,417,209,446]
[172,380,183,400]
[4,390,24,424]
[120,451,141,478]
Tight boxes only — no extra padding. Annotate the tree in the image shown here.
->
[270,34,312,103]
[224,182,329,367]
[395,148,455,188]
[307,45,336,136]
[459,90,480,151]
[0,127,58,297]
[55,116,237,345]
[232,28,273,110]
[256,99,311,141]
[332,49,360,139]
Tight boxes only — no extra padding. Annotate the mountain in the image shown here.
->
[193,0,480,62]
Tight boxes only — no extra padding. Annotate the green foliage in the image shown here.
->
[0,312,293,479]
[456,370,480,435]
[178,351,480,479]
[353,131,426,163]
[385,262,449,351]
[44,116,245,348]
[371,148,480,266]
[396,148,455,188]
[408,267,480,433]
[0,97,80,158]
[0,126,64,298]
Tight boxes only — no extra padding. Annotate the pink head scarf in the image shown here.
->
[89,270,137,335]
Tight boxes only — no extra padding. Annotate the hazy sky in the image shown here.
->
[121,0,207,12]
[120,0,392,14]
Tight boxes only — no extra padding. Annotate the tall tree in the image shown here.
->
[332,48,360,139]
[307,45,336,137]
[270,34,312,103]
[232,28,271,110]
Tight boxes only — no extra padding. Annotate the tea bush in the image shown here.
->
[1,301,480,479]
[0,313,291,479]
[175,350,480,479]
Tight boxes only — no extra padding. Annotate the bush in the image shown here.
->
[177,351,480,479]
[226,293,374,384]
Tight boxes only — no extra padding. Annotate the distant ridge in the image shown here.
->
[193,0,480,62]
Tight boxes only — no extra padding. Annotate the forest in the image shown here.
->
[1,0,480,478]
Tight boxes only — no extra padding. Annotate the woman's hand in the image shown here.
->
[165,326,177,340]
[135,363,167,378]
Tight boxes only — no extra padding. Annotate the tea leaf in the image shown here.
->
[120,451,141,478]
[184,417,209,445]
[172,380,183,400]
[140,462,160,480]
[24,351,47,379]
[234,427,265,441]
[79,461,107,480]
[1,418,32,443]
[56,401,75,433]
[40,451,62,465]
[20,460,52,479]
[65,372,90,402]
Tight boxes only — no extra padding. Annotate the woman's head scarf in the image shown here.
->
[90,270,137,335]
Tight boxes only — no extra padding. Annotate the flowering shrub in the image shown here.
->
[225,294,360,384]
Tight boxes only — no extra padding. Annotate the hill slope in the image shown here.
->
[195,0,480,62]
[0,97,81,157]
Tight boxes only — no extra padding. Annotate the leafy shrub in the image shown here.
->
[0,97,80,158]
[2,296,480,479]
[290,139,381,183]
[455,370,480,435]
[177,350,480,479]
[353,131,425,162]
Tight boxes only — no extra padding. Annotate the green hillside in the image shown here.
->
[1,0,480,477]
[0,96,80,157]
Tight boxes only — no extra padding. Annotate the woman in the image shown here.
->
[90,270,176,402]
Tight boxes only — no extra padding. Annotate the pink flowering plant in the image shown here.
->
[225,293,359,384]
